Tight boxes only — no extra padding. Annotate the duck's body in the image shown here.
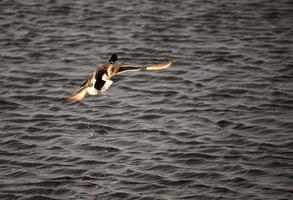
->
[66,54,174,102]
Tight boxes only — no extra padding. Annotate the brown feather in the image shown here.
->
[66,57,174,103]
[66,86,88,103]
[145,59,174,71]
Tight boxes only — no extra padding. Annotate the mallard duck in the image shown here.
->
[66,54,174,102]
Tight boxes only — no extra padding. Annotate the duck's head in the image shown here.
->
[109,54,118,64]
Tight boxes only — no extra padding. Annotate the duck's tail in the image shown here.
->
[65,86,88,103]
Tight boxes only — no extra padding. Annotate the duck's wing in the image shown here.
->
[143,58,174,71]
[116,65,141,74]
[115,59,174,75]
[66,86,88,102]
[66,72,96,102]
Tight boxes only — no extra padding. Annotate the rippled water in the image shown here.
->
[1,0,293,199]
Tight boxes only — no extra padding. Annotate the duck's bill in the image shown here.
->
[145,59,174,71]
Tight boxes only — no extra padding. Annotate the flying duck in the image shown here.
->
[66,54,174,102]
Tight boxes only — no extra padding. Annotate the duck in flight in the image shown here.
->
[66,54,174,102]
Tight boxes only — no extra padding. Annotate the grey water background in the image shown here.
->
[0,0,293,199]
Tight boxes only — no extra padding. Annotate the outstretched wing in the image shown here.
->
[66,86,88,102]
[114,59,174,75]
[116,65,141,74]
[144,58,174,71]
[66,71,97,102]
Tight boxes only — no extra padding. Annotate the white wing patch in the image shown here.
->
[87,79,98,95]
[101,74,113,93]
[86,74,113,95]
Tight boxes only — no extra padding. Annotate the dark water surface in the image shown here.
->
[1,0,293,199]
